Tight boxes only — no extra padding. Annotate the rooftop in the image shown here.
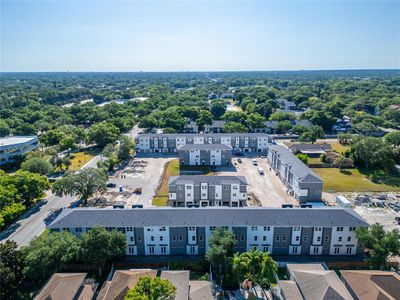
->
[160,271,190,300]
[0,136,37,147]
[268,144,323,183]
[48,207,368,229]
[290,143,332,153]
[137,133,271,139]
[169,175,248,186]
[178,143,232,150]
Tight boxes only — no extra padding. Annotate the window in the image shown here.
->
[293,227,300,231]
[179,236,183,241]
[314,227,322,231]
[263,246,269,253]
[192,236,196,241]
[149,246,155,254]
[254,236,258,241]
[75,227,82,232]
[199,236,204,241]
[276,236,280,241]
[338,237,342,242]
[187,193,191,197]
[172,236,177,241]
[63,228,70,232]
[210,226,216,231]
[105,227,113,231]
[233,193,237,197]
[349,227,356,231]
[347,237,351,242]
[264,226,270,231]
[151,236,155,241]
[334,247,340,254]
[313,247,319,254]
[189,227,196,231]
[303,236,307,242]
[282,236,286,242]
[251,226,258,231]
[292,247,298,254]
[223,186,229,190]
[337,227,344,232]
[137,236,142,242]
[263,236,267,241]
[159,227,166,231]
[202,185,207,190]
[178,186,183,190]
[190,246,196,254]
[130,237,134,242]
[160,236,163,241]
[186,186,192,190]
[317,236,321,242]
[202,193,206,197]
[128,246,135,255]
[346,247,352,255]
[126,227,133,231]
[295,236,300,242]
[161,246,167,254]
[232,186,238,190]
[325,236,329,242]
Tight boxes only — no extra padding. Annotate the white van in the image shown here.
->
[258,167,264,175]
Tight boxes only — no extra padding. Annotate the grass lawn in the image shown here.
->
[308,157,322,165]
[329,142,350,154]
[68,149,99,171]
[152,159,215,206]
[313,168,400,192]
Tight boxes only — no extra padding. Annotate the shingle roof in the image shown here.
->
[278,280,304,300]
[169,175,247,186]
[189,280,214,300]
[34,273,88,300]
[268,145,323,183]
[178,144,232,150]
[137,133,271,139]
[48,207,368,229]
[205,120,225,127]
[160,271,190,300]
[340,270,400,300]
[290,143,332,153]
[288,265,353,300]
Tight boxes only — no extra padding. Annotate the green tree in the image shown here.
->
[385,131,400,147]
[40,129,65,147]
[0,241,26,299]
[196,110,213,128]
[296,153,309,165]
[222,122,247,133]
[125,277,176,300]
[52,168,108,204]
[299,125,324,143]
[0,203,26,229]
[21,157,53,175]
[80,227,126,276]
[246,113,266,130]
[356,223,400,269]
[59,135,77,151]
[206,228,236,277]
[275,121,292,134]
[211,100,227,119]
[269,112,296,121]
[88,122,120,147]
[338,133,354,145]
[23,231,80,281]
[11,171,50,207]
[351,137,394,170]
[0,120,11,137]
[222,111,247,124]
[118,135,134,161]
[139,115,158,130]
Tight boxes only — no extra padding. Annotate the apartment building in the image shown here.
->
[135,133,272,154]
[0,136,39,165]
[267,145,323,203]
[49,207,367,257]
[168,175,247,207]
[182,121,199,133]
[204,120,225,133]
[178,144,232,166]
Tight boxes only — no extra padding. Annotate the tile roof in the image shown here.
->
[278,280,303,300]
[268,145,323,183]
[48,207,368,229]
[178,144,232,150]
[340,270,400,300]
[169,175,247,186]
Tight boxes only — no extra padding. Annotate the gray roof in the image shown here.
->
[178,143,232,150]
[293,120,313,127]
[290,143,332,153]
[268,145,323,183]
[137,133,271,139]
[169,175,248,186]
[48,207,368,229]
[205,120,225,127]
[160,271,189,300]
[0,136,38,148]
[278,281,303,300]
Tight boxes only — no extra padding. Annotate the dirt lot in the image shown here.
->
[216,157,298,207]
[100,156,174,207]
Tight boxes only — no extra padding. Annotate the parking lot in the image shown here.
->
[216,157,298,207]
[103,156,174,207]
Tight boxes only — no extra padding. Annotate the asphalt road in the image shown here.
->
[0,125,142,247]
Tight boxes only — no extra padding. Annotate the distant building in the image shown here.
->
[49,207,367,257]
[204,120,225,133]
[252,120,313,134]
[220,92,234,99]
[276,264,354,300]
[289,143,332,158]
[34,273,96,300]
[135,133,271,154]
[0,136,38,165]
[276,98,297,111]
[340,270,400,300]
[178,143,232,166]
[182,120,199,133]
[332,117,352,133]
[168,175,247,207]
[267,145,323,203]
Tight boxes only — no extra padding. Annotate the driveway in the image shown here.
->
[216,157,298,207]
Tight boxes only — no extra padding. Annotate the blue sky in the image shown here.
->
[1,1,399,72]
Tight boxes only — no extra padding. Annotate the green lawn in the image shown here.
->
[329,142,350,154]
[68,149,99,171]
[152,159,215,206]
[313,168,400,192]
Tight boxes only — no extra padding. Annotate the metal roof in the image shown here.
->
[0,136,37,147]
[48,207,368,229]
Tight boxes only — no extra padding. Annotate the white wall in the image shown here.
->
[246,226,274,253]
[144,226,170,255]
[329,226,358,255]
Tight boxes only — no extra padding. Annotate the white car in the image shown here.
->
[258,167,264,175]
[252,159,258,166]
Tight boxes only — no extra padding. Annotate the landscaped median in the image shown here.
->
[152,159,215,206]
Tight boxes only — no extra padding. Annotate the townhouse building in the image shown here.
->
[135,133,272,154]
[0,136,39,165]
[178,144,232,166]
[204,120,225,133]
[168,175,247,207]
[267,145,323,203]
[49,207,367,258]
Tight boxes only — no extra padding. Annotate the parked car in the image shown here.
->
[106,182,117,188]
[237,158,242,163]
[258,167,264,175]
[252,159,258,166]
